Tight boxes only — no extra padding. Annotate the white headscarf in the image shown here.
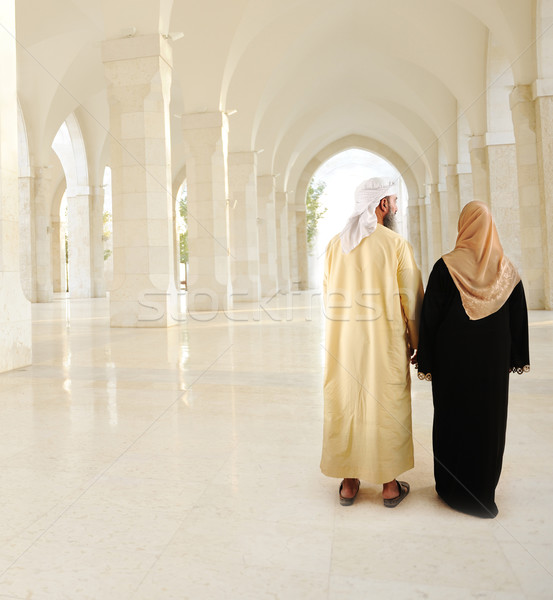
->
[340,177,398,253]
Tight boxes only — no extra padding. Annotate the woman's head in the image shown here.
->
[443,199,519,319]
[456,201,499,256]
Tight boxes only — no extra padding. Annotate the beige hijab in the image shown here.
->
[442,201,520,320]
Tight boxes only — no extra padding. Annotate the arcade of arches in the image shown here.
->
[1,0,553,372]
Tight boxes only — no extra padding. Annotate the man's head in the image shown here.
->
[340,177,399,253]
[376,195,398,230]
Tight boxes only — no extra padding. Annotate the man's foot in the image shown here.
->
[339,478,360,506]
[383,480,410,508]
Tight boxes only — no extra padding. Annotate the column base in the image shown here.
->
[0,273,32,372]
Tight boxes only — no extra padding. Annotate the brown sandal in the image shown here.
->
[383,480,410,508]
[339,479,360,506]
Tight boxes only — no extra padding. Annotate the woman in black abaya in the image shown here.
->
[417,201,529,518]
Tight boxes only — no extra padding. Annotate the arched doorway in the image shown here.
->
[306,149,408,289]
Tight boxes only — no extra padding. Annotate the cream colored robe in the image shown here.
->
[320,225,424,484]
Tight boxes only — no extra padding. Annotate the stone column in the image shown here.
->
[469,136,490,203]
[438,183,449,251]
[228,151,260,302]
[427,183,442,264]
[170,179,180,290]
[458,171,474,209]
[103,34,177,326]
[485,133,522,272]
[33,167,53,302]
[418,198,430,282]
[66,191,93,298]
[533,79,553,309]
[275,191,290,292]
[18,170,34,301]
[445,163,473,247]
[257,174,279,296]
[287,198,299,291]
[181,111,230,311]
[91,187,105,297]
[407,202,422,269]
[295,204,308,290]
[510,85,544,308]
[51,216,63,293]
[0,0,32,371]
[65,187,105,298]
[445,166,461,250]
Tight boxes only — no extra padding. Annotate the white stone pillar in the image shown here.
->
[103,34,177,327]
[228,151,260,302]
[67,192,93,298]
[295,204,308,290]
[510,85,544,309]
[0,0,32,371]
[275,191,290,292]
[170,179,180,290]
[533,79,553,309]
[33,167,53,302]
[257,174,279,297]
[407,202,422,269]
[458,171,474,209]
[181,111,230,311]
[445,163,473,249]
[91,187,105,297]
[66,187,105,298]
[445,167,461,251]
[418,198,430,282]
[287,198,299,291]
[18,171,34,301]
[438,182,449,252]
[469,136,490,203]
[427,183,442,264]
[485,134,522,272]
[51,216,63,293]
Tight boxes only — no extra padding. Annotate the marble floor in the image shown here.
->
[0,293,551,599]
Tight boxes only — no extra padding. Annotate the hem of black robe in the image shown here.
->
[436,488,498,519]
[509,364,530,374]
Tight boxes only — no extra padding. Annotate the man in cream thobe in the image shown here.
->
[321,178,423,506]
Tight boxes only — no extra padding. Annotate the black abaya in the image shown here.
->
[417,259,529,518]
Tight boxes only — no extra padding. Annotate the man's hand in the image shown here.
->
[410,348,418,365]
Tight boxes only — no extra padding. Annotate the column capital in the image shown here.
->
[447,163,472,176]
[510,84,533,109]
[470,132,515,148]
[469,135,486,151]
[484,131,515,146]
[102,34,172,67]
[65,185,104,198]
[531,78,553,100]
[228,150,257,166]
[181,111,228,131]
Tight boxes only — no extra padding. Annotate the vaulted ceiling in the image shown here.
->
[14,0,542,198]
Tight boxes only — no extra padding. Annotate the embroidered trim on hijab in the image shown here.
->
[340,177,398,253]
[442,201,521,320]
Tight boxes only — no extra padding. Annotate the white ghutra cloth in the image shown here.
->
[340,177,398,253]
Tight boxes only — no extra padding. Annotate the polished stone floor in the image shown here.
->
[0,293,551,599]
